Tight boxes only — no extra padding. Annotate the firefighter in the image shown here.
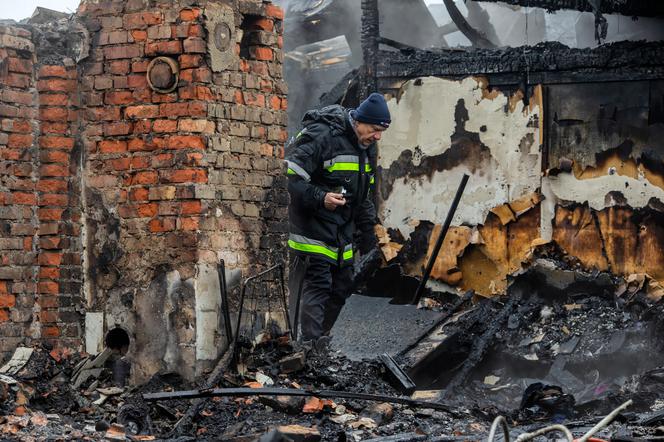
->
[285,93,391,349]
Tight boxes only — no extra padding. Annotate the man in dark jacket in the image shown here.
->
[285,93,391,347]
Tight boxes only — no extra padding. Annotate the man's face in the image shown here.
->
[355,122,388,146]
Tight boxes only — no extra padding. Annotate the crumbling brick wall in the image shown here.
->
[0,0,288,382]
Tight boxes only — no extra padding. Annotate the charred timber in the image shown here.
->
[476,0,664,17]
[376,41,664,83]
[360,0,379,95]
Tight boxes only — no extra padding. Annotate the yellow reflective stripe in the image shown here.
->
[365,164,372,172]
[288,239,338,260]
[343,248,353,260]
[287,168,296,175]
[370,176,375,184]
[326,162,359,172]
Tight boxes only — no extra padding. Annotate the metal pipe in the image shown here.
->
[577,399,632,442]
[412,174,469,305]
[217,260,234,344]
[514,424,573,442]
[487,416,510,442]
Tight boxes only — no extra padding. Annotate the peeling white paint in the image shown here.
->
[545,173,664,210]
[380,77,541,236]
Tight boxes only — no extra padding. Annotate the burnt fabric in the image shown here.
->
[289,255,354,340]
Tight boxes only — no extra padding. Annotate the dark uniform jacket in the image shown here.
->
[285,105,377,267]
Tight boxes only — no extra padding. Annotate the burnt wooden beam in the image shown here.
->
[360,0,379,96]
[476,0,664,17]
[376,41,664,81]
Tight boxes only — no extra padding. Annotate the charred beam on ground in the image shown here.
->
[143,387,461,416]
[379,353,417,395]
[437,293,522,400]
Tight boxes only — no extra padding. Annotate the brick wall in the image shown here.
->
[0,0,288,380]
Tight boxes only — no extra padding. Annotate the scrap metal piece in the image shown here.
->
[379,353,416,395]
[143,386,460,415]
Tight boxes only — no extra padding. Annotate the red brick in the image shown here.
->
[153,119,178,133]
[38,296,59,309]
[38,281,59,294]
[181,201,202,215]
[40,136,74,149]
[39,122,66,135]
[39,194,68,206]
[132,60,150,72]
[98,140,127,153]
[6,73,31,88]
[252,18,274,31]
[40,311,59,323]
[244,92,265,107]
[131,30,147,41]
[110,157,131,171]
[8,57,32,73]
[146,40,183,56]
[38,208,64,221]
[39,94,69,106]
[183,38,206,54]
[179,8,201,21]
[136,203,158,217]
[127,74,147,88]
[124,12,162,29]
[0,282,7,294]
[133,120,152,133]
[161,168,207,183]
[269,95,281,110]
[128,138,151,151]
[0,294,16,308]
[180,217,199,231]
[42,326,60,337]
[87,106,122,121]
[37,179,67,193]
[104,122,132,136]
[166,135,206,150]
[40,107,68,122]
[265,4,285,20]
[37,79,77,92]
[40,164,69,177]
[126,105,159,119]
[38,65,68,78]
[188,24,204,38]
[3,89,34,106]
[189,102,207,117]
[278,35,283,49]
[179,54,202,69]
[149,217,176,232]
[151,153,173,168]
[8,134,33,148]
[131,171,158,185]
[23,237,32,251]
[130,187,149,201]
[159,102,189,117]
[105,91,135,105]
[39,267,60,279]
[108,60,130,74]
[0,310,8,322]
[38,252,63,266]
[252,47,273,61]
[178,119,214,133]
[13,192,37,205]
[41,150,69,164]
[104,45,141,60]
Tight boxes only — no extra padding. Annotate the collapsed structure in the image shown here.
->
[0,0,288,383]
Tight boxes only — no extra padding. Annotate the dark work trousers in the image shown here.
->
[288,254,354,341]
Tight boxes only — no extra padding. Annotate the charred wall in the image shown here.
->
[373,41,664,297]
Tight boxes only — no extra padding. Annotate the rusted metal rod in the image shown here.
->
[412,174,469,305]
